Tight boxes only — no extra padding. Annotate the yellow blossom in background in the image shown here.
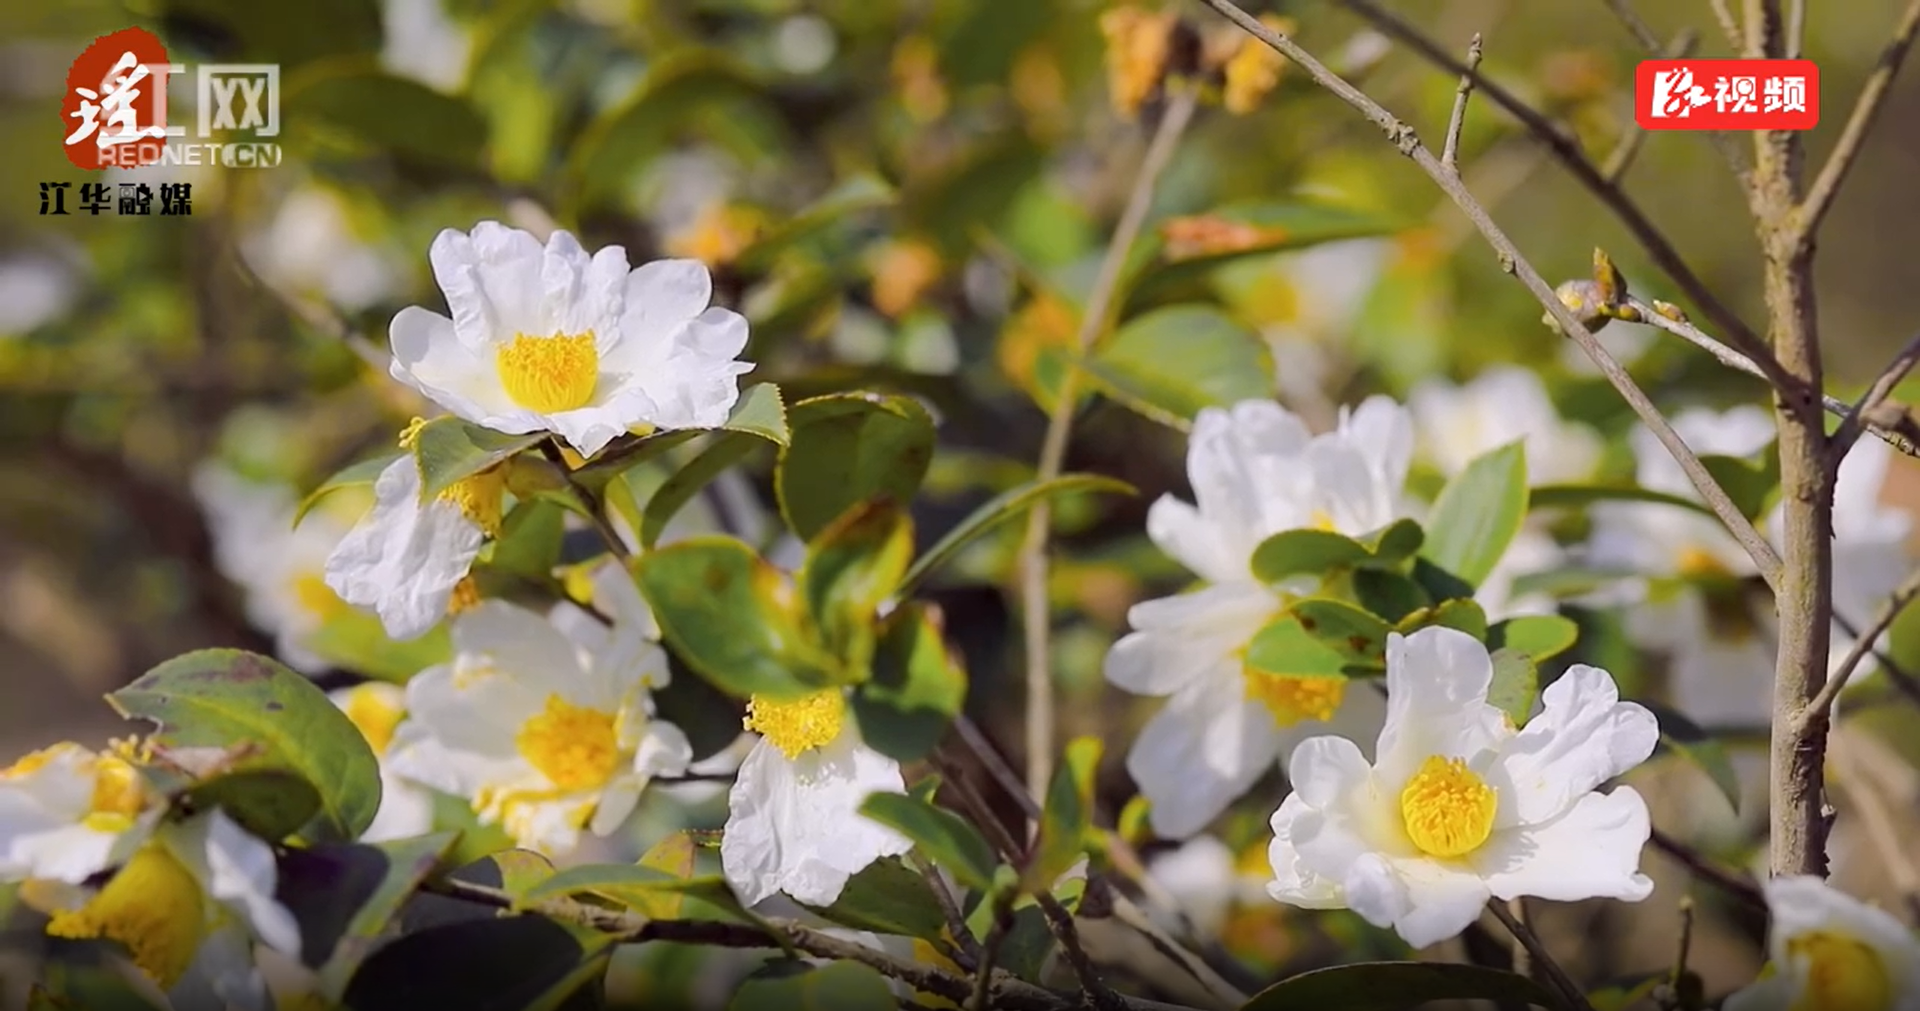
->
[868,238,943,318]
[1099,6,1178,118]
[891,35,949,123]
[663,201,766,269]
[1010,44,1069,133]
[1223,15,1292,114]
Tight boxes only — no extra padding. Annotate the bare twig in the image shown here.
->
[1504,898,1532,979]
[1488,899,1594,1011]
[1018,81,1199,802]
[1328,0,1789,390]
[1193,0,1785,593]
[1440,34,1483,171]
[541,440,631,559]
[1600,30,1702,183]
[1800,567,1920,731]
[1707,0,1745,50]
[1832,610,1920,710]
[1037,892,1128,1011]
[913,852,984,971]
[1801,0,1920,242]
[1832,329,1920,463]
[1621,297,1920,459]
[1647,828,1768,910]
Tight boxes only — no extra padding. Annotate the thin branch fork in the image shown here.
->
[1190,0,1786,593]
[1831,328,1920,464]
[1328,0,1791,393]
[1799,566,1920,733]
[1440,34,1483,171]
[1795,0,1920,247]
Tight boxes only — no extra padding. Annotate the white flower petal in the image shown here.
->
[1475,788,1654,903]
[1126,680,1284,840]
[544,394,656,458]
[1265,794,1346,909]
[1145,495,1241,585]
[721,735,912,908]
[1104,582,1275,696]
[168,810,302,957]
[388,305,507,421]
[1339,852,1412,934]
[360,767,436,844]
[1286,735,1373,809]
[190,919,276,1011]
[1387,863,1492,949]
[452,600,596,702]
[1491,665,1658,826]
[323,458,484,641]
[1375,628,1508,785]
[622,259,713,340]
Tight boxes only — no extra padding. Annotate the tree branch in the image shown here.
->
[1797,0,1920,243]
[1441,33,1484,171]
[1488,899,1594,1011]
[1017,82,1199,802]
[1707,0,1745,51]
[1600,30,1702,183]
[1647,828,1768,909]
[1831,329,1920,464]
[1799,566,1920,732]
[1329,0,1788,390]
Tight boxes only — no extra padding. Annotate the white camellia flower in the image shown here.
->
[721,687,914,907]
[1406,364,1602,486]
[1723,875,1920,1011]
[240,184,400,313]
[323,423,501,642]
[1144,834,1272,940]
[1105,397,1409,840]
[387,221,754,459]
[380,0,471,92]
[16,807,300,1011]
[193,463,362,675]
[1586,406,1777,727]
[0,741,162,883]
[1266,626,1658,949]
[386,599,690,857]
[328,683,435,843]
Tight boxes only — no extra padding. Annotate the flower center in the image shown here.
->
[1677,545,1730,580]
[83,754,147,834]
[439,467,506,537]
[1242,670,1346,727]
[496,332,599,414]
[743,690,846,759]
[1788,931,1893,1011]
[516,694,622,793]
[289,571,348,622]
[1399,755,1498,859]
[340,684,406,756]
[45,845,206,988]
[1,743,67,779]
[447,575,483,617]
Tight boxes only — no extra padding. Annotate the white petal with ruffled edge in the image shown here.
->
[0,744,158,884]
[324,456,484,641]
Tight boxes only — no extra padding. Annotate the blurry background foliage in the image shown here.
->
[6,0,1920,1000]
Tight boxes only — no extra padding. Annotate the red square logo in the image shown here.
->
[1634,59,1819,131]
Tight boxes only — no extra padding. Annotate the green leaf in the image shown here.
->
[718,383,792,445]
[342,916,602,1011]
[776,393,937,541]
[1528,483,1713,518]
[284,59,489,169]
[156,0,380,68]
[727,960,897,1011]
[1351,569,1432,624]
[1507,566,1638,601]
[410,416,543,501]
[1085,305,1274,428]
[801,856,948,942]
[1244,614,1351,680]
[1239,961,1564,1011]
[851,602,969,763]
[270,833,460,1000]
[799,500,915,663]
[1701,443,1781,521]
[628,831,699,919]
[293,453,395,526]
[858,792,998,892]
[1124,203,1403,313]
[1489,614,1581,663]
[107,650,381,843]
[737,177,897,273]
[1411,557,1476,604]
[634,536,845,700]
[1024,736,1101,893]
[184,769,319,841]
[1290,597,1394,669]
[1647,702,1741,810]
[518,863,762,928]
[306,608,453,684]
[1358,518,1425,563]
[1420,441,1529,588]
[1396,598,1490,642]
[30,943,170,1011]
[486,498,568,580]
[1250,529,1373,584]
[1486,649,1541,727]
[899,473,1136,595]
[639,434,763,550]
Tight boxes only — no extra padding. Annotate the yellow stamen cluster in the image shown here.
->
[1242,670,1345,727]
[46,846,206,988]
[1099,6,1178,119]
[397,416,429,449]
[1398,755,1498,859]
[516,694,622,793]
[743,690,847,759]
[440,467,506,538]
[1787,931,1893,1011]
[446,575,483,617]
[83,753,147,833]
[340,684,407,756]
[496,332,599,414]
